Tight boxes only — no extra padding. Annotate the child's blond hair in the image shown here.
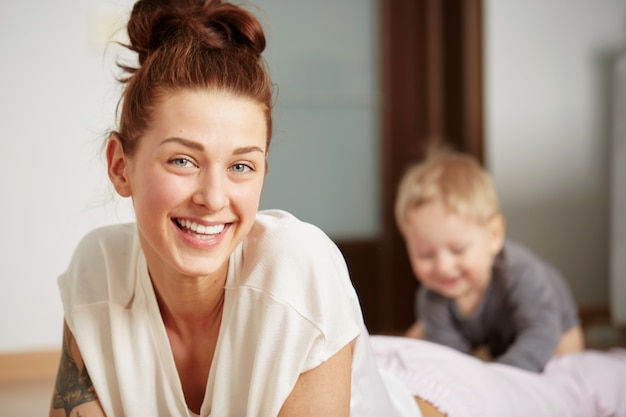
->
[394,146,501,230]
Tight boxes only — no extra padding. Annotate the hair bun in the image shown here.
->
[126,0,266,66]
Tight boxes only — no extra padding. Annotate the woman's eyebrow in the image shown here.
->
[160,137,204,151]
[160,138,265,155]
[233,146,265,155]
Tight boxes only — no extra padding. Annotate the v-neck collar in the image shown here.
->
[135,245,237,417]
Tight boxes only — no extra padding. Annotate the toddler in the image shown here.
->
[395,147,585,372]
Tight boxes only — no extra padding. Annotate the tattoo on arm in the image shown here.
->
[53,325,98,417]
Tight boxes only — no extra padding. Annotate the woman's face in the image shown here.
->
[108,89,267,283]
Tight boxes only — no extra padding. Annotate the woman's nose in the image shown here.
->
[192,169,228,212]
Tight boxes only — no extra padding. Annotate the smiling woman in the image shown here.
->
[46,1,626,416]
[48,0,424,416]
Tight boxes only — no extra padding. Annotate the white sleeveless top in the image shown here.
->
[58,210,420,416]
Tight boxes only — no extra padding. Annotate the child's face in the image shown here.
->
[402,200,504,302]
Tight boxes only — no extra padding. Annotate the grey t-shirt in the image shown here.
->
[417,239,580,372]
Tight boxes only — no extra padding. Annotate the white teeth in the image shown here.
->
[178,219,225,235]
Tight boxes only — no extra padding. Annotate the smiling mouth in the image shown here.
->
[438,277,460,285]
[174,218,226,240]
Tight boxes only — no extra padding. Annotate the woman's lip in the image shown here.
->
[174,218,227,235]
[174,220,231,247]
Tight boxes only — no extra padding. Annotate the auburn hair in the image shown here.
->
[114,0,273,154]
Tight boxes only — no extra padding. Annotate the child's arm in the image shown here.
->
[554,325,585,355]
[406,320,491,362]
[496,303,562,371]
[415,397,447,417]
[494,261,577,372]
[419,289,472,353]
[404,320,424,339]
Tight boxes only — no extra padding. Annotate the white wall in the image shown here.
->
[0,0,136,353]
[0,0,378,353]
[485,0,626,307]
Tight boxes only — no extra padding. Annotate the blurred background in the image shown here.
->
[1,1,625,403]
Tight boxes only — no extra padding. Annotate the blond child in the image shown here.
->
[395,147,585,372]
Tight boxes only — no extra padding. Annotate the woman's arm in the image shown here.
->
[49,321,106,417]
[278,341,353,417]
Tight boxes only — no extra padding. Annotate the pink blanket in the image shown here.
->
[371,335,626,417]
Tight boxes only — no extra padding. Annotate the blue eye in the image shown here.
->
[232,163,252,173]
[170,158,193,168]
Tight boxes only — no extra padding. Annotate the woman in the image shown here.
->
[49,0,420,415]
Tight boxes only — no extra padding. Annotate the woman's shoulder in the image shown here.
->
[252,209,332,240]
[74,223,137,251]
[235,209,354,309]
[58,223,138,307]
[67,223,138,271]
[246,209,341,261]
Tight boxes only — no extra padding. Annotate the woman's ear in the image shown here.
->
[488,214,506,256]
[106,134,132,198]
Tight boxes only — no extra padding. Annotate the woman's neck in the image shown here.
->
[150,268,227,336]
